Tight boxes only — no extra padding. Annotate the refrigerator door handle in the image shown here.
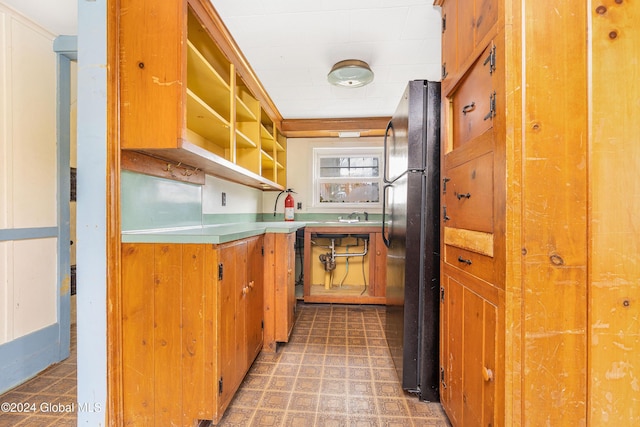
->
[383,120,393,184]
[382,183,392,248]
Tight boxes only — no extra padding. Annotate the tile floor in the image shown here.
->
[215,304,451,426]
[0,324,77,427]
[0,304,451,427]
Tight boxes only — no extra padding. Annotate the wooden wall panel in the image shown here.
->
[521,1,588,425]
[181,244,207,423]
[153,245,183,424]
[121,243,155,425]
[590,1,640,425]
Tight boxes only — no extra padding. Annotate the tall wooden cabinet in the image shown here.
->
[121,235,264,426]
[263,232,297,353]
[436,0,590,425]
[118,0,286,190]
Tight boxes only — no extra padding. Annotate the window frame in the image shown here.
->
[311,147,383,209]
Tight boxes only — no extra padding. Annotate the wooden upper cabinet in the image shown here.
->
[441,0,458,83]
[436,0,498,90]
[119,1,184,150]
[118,0,286,190]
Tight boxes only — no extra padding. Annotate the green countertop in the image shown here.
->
[121,221,382,244]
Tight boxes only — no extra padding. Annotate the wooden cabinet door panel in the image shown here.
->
[456,0,475,71]
[474,0,498,45]
[246,236,264,366]
[275,233,296,341]
[462,287,485,427]
[373,232,387,298]
[483,301,496,427]
[443,151,494,233]
[452,43,495,150]
[444,275,464,426]
[441,0,458,83]
[122,244,156,426]
[285,232,296,338]
[444,245,496,285]
[217,243,241,408]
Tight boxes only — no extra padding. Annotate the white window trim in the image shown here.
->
[311,146,383,209]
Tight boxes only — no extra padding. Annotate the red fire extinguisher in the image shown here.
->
[284,189,295,221]
[274,188,296,221]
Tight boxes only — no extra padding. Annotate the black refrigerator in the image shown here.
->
[382,80,440,402]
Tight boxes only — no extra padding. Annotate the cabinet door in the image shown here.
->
[442,275,464,426]
[245,236,264,366]
[462,287,496,427]
[441,0,458,83]
[373,232,387,298]
[286,232,296,330]
[442,274,496,427]
[217,241,244,409]
[275,232,296,341]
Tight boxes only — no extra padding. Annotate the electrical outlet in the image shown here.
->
[221,192,226,206]
[297,202,302,210]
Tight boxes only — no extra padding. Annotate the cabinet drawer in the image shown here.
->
[451,43,496,150]
[444,244,496,284]
[443,151,493,233]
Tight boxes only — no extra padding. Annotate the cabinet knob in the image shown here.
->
[482,366,493,382]
[242,286,248,295]
[248,280,255,289]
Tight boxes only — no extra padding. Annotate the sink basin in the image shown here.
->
[319,220,381,225]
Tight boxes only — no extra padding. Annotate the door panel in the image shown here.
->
[246,236,264,366]
[218,243,239,408]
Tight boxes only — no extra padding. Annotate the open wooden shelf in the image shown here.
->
[120,0,286,191]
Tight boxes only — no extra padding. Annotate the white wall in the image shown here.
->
[267,136,384,215]
[0,3,58,344]
[202,174,262,214]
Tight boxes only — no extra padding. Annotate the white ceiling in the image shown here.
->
[2,0,443,120]
[212,0,443,119]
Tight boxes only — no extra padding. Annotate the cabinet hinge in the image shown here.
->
[442,177,450,193]
[218,263,224,280]
[483,44,496,74]
[261,320,264,330]
[484,91,497,121]
[440,286,445,303]
[261,246,264,256]
[443,206,450,222]
[218,377,223,394]
[440,367,447,389]
[442,14,446,33]
[442,63,448,79]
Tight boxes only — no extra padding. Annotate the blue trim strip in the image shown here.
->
[53,35,78,60]
[0,324,61,393]
[56,40,73,360]
[0,227,58,241]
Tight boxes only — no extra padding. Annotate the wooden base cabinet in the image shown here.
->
[440,273,496,427]
[263,232,296,353]
[121,236,264,426]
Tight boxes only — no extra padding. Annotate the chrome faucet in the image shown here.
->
[348,211,368,221]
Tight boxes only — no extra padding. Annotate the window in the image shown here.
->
[313,147,382,207]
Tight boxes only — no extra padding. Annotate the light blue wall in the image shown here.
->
[76,0,107,424]
[121,171,202,231]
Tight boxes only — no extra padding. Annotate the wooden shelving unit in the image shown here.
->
[119,1,286,190]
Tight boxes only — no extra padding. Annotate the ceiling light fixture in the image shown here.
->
[327,59,374,88]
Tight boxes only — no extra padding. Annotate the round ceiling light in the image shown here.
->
[327,59,374,88]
